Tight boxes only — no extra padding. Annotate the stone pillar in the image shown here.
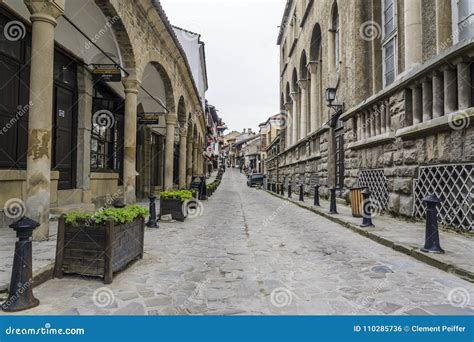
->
[291,92,300,144]
[164,114,177,190]
[457,62,471,110]
[298,79,308,139]
[284,102,292,148]
[178,130,187,188]
[122,78,139,204]
[24,0,64,241]
[308,62,319,132]
[380,104,386,134]
[385,101,391,131]
[76,66,93,203]
[432,73,444,118]
[186,139,193,186]
[436,0,452,53]
[404,0,423,69]
[374,105,381,136]
[443,67,457,114]
[370,108,376,137]
[412,86,423,124]
[365,110,371,138]
[357,114,362,140]
[192,141,198,176]
[422,79,433,122]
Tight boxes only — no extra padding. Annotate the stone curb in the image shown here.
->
[263,189,474,283]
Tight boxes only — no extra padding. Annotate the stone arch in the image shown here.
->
[310,23,322,62]
[177,96,187,125]
[94,0,136,71]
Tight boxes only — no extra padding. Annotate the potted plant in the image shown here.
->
[160,189,194,221]
[54,205,148,284]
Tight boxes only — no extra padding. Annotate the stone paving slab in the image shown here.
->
[4,169,473,316]
[0,222,58,292]
[265,189,474,283]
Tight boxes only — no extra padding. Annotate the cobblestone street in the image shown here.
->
[11,169,474,316]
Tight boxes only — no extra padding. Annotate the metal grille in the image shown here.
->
[413,164,473,231]
[357,169,389,210]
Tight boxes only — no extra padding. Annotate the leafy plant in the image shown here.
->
[160,189,194,202]
[64,205,148,226]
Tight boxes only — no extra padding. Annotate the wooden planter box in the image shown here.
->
[160,198,187,221]
[53,216,145,284]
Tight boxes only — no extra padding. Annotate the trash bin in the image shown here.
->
[350,187,365,217]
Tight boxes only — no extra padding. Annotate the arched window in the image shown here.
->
[382,0,397,87]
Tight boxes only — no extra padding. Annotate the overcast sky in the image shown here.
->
[160,0,286,133]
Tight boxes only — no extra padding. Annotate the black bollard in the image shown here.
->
[288,184,292,198]
[360,188,375,228]
[421,195,445,254]
[146,194,159,228]
[299,184,304,202]
[313,185,321,206]
[329,186,338,214]
[2,217,40,312]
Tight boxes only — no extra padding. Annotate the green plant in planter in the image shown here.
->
[160,189,194,202]
[64,205,148,226]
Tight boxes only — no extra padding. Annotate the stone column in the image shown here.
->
[164,114,177,190]
[291,92,300,144]
[76,66,93,203]
[422,79,433,122]
[24,0,64,241]
[122,78,139,204]
[432,73,444,118]
[370,108,376,137]
[443,67,457,114]
[380,104,386,134]
[364,110,370,138]
[284,102,292,148]
[357,114,362,140]
[308,62,319,132]
[298,80,308,139]
[412,86,423,124]
[385,101,392,131]
[436,0,452,53]
[374,105,381,136]
[457,62,471,110]
[192,141,198,176]
[404,0,423,69]
[178,130,187,188]
[186,139,193,185]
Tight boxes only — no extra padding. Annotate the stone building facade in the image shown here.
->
[0,0,207,239]
[271,0,473,232]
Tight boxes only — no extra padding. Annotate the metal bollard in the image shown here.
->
[299,184,304,202]
[421,195,445,254]
[329,186,338,214]
[146,194,159,228]
[288,184,292,198]
[313,185,321,206]
[360,188,375,227]
[2,217,40,312]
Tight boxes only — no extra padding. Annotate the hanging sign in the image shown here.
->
[91,64,122,82]
[139,118,160,125]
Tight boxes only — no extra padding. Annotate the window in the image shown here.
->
[382,0,397,87]
[455,0,474,42]
[91,84,124,174]
[330,3,340,73]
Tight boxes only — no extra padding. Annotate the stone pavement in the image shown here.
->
[265,189,474,283]
[3,168,474,315]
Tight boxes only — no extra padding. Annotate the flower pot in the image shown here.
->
[160,198,187,221]
[53,216,145,284]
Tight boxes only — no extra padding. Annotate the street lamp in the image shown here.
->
[325,87,345,128]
